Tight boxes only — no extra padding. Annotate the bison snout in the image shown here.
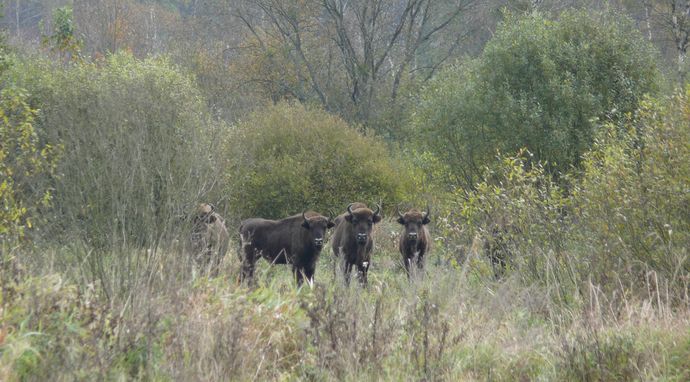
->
[356,233,368,244]
[407,232,418,241]
[314,238,324,248]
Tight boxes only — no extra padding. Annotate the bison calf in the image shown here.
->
[331,203,382,286]
[239,211,335,286]
[191,203,230,277]
[397,206,431,279]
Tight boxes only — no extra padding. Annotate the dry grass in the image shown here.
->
[2,222,689,381]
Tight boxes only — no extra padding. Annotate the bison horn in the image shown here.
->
[424,204,431,220]
[396,204,404,219]
[373,204,381,217]
[346,203,356,216]
[302,210,309,224]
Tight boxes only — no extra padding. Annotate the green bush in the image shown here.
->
[413,11,660,187]
[456,149,572,286]
[7,52,221,248]
[0,87,60,242]
[572,86,690,289]
[222,103,416,219]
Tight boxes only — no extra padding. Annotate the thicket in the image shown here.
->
[453,86,690,298]
[6,53,223,248]
[413,11,661,187]
[222,103,420,220]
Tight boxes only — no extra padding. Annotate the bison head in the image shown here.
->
[344,203,382,245]
[302,211,336,249]
[397,205,430,242]
[193,203,218,227]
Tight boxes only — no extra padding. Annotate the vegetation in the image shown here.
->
[0,3,688,381]
[223,103,417,219]
[413,11,661,187]
[7,52,222,248]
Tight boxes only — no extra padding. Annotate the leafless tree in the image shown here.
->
[233,0,477,121]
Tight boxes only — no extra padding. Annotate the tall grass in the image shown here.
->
[2,218,689,381]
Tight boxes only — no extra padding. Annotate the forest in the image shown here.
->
[1,0,689,380]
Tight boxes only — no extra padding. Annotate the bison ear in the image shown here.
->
[208,214,217,224]
[422,216,430,225]
[302,220,310,229]
[344,214,353,223]
[397,216,405,225]
[327,220,335,229]
[373,214,382,224]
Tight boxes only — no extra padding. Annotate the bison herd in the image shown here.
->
[190,202,434,286]
[191,202,518,285]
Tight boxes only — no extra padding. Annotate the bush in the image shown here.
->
[456,149,572,286]
[572,86,690,290]
[7,52,222,248]
[448,87,689,298]
[413,11,660,187]
[0,87,60,242]
[222,103,417,219]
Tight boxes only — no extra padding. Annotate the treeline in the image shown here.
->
[1,1,689,125]
[2,6,688,290]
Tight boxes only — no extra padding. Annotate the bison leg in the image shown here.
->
[209,248,223,278]
[344,262,353,286]
[403,255,412,279]
[357,263,369,287]
[304,263,315,285]
[294,263,316,287]
[240,248,258,285]
[292,266,303,286]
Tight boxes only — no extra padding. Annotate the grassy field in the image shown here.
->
[2,220,689,381]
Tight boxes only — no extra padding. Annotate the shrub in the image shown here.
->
[0,87,60,242]
[222,103,416,219]
[572,86,690,290]
[413,11,660,187]
[7,52,222,248]
[456,149,572,287]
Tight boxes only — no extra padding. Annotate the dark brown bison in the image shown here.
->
[239,211,335,286]
[191,203,230,277]
[397,205,431,279]
[331,203,382,286]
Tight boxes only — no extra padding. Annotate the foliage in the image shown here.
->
[571,86,690,289]
[413,10,660,187]
[222,102,417,219]
[41,6,82,59]
[0,87,60,242]
[456,149,572,286]
[7,52,222,248]
[1,249,688,381]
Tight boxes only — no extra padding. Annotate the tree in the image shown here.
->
[412,11,660,188]
[652,0,690,81]
[41,6,82,61]
[232,0,477,124]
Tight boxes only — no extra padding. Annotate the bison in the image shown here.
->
[397,205,431,279]
[331,203,382,286]
[239,211,335,286]
[191,203,230,277]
